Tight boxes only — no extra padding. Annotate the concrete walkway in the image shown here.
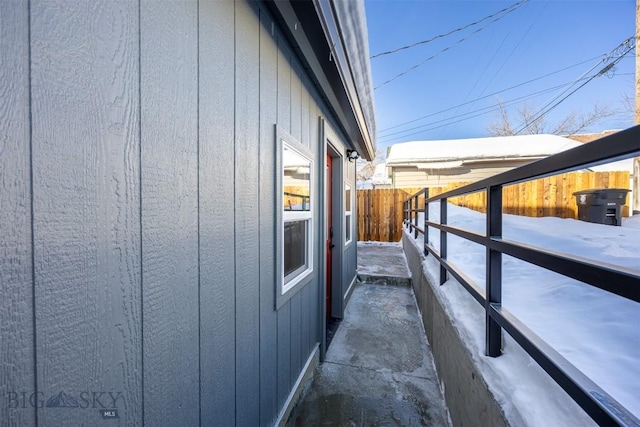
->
[287,243,451,426]
[356,242,412,286]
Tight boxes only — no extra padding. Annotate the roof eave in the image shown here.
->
[265,0,376,160]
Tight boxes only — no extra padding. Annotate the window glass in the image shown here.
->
[345,182,352,244]
[284,220,307,278]
[280,140,313,296]
[283,147,311,211]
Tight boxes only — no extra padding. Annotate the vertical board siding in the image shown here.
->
[234,1,261,425]
[277,40,292,133]
[140,1,199,425]
[301,284,311,357]
[276,34,291,408]
[290,62,302,144]
[301,81,310,150]
[30,0,142,425]
[276,301,291,407]
[258,7,279,425]
[0,1,35,425]
[4,1,330,425]
[290,292,302,386]
[199,0,236,424]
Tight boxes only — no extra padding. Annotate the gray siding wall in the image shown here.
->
[0,0,348,425]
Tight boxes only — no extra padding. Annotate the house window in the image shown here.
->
[345,182,352,245]
[280,135,314,297]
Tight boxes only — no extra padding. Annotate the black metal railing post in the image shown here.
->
[439,198,447,285]
[486,185,503,357]
[424,188,429,257]
[403,200,407,226]
[413,194,419,239]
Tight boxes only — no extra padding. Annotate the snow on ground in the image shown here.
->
[405,204,639,424]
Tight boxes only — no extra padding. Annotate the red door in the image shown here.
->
[326,155,333,319]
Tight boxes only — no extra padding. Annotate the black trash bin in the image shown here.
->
[573,188,630,226]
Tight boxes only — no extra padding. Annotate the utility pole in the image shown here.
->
[634,0,640,214]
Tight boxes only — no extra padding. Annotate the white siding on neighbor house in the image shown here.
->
[391,160,533,188]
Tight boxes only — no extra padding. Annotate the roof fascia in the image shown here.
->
[265,0,375,160]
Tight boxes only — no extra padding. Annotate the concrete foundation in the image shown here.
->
[402,234,509,427]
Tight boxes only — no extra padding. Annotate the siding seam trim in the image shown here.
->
[137,0,145,423]
[27,0,38,424]
[196,0,202,425]
[257,6,263,425]
[233,1,237,423]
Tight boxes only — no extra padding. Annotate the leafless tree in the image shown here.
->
[356,149,384,182]
[487,98,619,137]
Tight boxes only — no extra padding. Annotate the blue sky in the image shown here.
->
[365,0,635,152]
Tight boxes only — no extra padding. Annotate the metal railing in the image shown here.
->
[403,126,640,427]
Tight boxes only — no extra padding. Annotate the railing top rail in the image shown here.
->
[403,125,640,203]
[407,187,428,199]
[401,125,640,425]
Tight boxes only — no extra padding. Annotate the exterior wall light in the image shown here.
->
[347,149,359,162]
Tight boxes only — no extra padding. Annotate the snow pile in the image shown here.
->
[405,205,639,424]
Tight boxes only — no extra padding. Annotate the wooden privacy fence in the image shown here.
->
[358,171,630,242]
[358,188,420,242]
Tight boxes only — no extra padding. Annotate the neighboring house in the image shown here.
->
[0,1,375,426]
[385,134,581,188]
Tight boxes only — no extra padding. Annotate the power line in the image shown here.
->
[377,55,632,144]
[513,38,634,134]
[443,1,548,138]
[374,1,527,90]
[377,55,603,135]
[370,0,528,59]
[377,80,585,141]
[377,79,592,143]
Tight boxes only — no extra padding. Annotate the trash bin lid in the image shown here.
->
[572,188,630,196]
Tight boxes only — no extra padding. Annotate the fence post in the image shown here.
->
[439,198,447,285]
[424,188,429,257]
[486,185,503,357]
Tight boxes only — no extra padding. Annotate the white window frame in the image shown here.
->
[276,126,314,308]
[344,181,353,246]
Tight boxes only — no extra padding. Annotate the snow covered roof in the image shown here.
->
[386,134,582,166]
